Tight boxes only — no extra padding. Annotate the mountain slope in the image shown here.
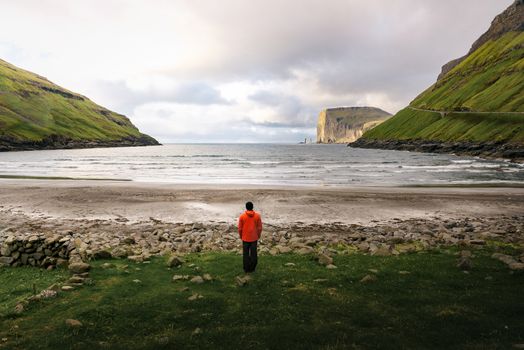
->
[0,59,159,151]
[352,1,524,161]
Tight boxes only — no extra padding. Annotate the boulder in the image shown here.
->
[360,274,376,283]
[68,262,90,274]
[166,255,184,268]
[317,253,333,266]
[190,276,204,284]
[65,319,83,328]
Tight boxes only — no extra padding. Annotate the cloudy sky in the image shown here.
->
[0,0,510,143]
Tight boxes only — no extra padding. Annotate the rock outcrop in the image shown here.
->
[316,107,391,144]
[438,0,524,80]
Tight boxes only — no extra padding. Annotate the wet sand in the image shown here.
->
[0,179,523,225]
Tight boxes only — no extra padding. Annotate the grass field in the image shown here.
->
[1,248,523,349]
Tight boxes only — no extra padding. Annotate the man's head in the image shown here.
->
[245,201,254,211]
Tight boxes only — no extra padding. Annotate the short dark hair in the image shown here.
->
[245,201,253,210]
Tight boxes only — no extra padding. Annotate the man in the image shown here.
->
[238,201,263,273]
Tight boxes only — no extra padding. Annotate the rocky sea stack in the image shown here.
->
[316,107,391,144]
[0,58,159,151]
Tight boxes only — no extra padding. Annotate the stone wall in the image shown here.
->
[0,234,71,269]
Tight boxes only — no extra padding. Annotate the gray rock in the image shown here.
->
[360,274,376,283]
[190,276,205,284]
[457,257,472,270]
[166,255,184,268]
[317,253,333,266]
[0,257,14,265]
[235,275,251,286]
[326,264,338,269]
[65,319,82,327]
[68,262,90,274]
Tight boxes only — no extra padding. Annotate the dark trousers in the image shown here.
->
[242,240,258,273]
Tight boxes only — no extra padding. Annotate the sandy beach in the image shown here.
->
[1,179,523,225]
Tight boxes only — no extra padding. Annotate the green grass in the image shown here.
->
[361,31,524,145]
[1,250,523,349]
[363,107,524,143]
[0,59,156,143]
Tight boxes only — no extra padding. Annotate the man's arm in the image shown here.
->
[257,215,263,239]
[238,216,243,239]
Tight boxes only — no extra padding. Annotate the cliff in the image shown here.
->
[316,107,391,144]
[352,0,524,161]
[0,58,159,151]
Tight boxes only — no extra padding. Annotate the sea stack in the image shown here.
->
[316,107,392,144]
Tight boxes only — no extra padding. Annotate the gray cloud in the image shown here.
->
[0,0,512,142]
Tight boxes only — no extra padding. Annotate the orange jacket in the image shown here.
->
[238,210,262,242]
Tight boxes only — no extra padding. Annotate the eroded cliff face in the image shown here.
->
[317,107,391,144]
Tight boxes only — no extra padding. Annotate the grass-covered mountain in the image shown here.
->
[352,0,524,161]
[0,59,159,151]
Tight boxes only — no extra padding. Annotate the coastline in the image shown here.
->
[349,138,524,163]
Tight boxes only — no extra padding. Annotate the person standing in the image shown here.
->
[238,201,263,273]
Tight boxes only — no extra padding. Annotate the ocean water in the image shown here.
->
[0,144,523,186]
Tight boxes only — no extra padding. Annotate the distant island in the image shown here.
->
[316,107,391,144]
[0,59,159,152]
[351,0,524,161]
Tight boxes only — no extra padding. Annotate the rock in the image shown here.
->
[65,319,82,327]
[101,263,115,269]
[317,253,333,266]
[190,276,205,284]
[508,262,524,271]
[469,239,486,245]
[235,275,252,286]
[278,246,292,254]
[166,255,184,268]
[398,271,411,275]
[360,274,376,283]
[202,273,212,281]
[192,327,202,335]
[457,257,473,270]
[313,278,328,282]
[188,293,203,301]
[61,286,75,291]
[296,246,315,255]
[93,250,112,259]
[174,226,186,234]
[492,253,518,266]
[133,279,141,283]
[371,246,391,256]
[68,262,90,274]
[326,264,338,269]
[0,257,14,265]
[123,237,136,245]
[128,255,145,263]
[284,263,296,267]
[68,276,85,284]
[0,245,11,256]
[172,274,189,282]
[14,303,24,314]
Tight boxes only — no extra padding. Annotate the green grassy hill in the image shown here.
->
[0,59,159,151]
[353,2,524,160]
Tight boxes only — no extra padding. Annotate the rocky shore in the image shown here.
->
[0,134,160,152]
[1,212,522,271]
[349,138,524,162]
